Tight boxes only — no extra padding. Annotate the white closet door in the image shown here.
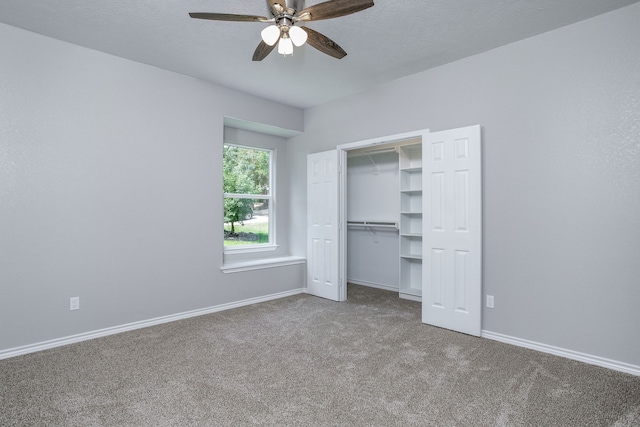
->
[307,150,341,301]
[422,125,482,336]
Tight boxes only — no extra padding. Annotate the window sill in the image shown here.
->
[221,256,306,274]
[224,244,279,254]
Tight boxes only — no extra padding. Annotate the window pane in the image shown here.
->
[224,198,269,246]
[223,145,270,196]
[223,144,272,249]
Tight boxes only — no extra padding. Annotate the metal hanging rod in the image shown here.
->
[346,221,398,229]
[347,148,397,158]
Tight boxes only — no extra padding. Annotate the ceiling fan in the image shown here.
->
[189,0,375,61]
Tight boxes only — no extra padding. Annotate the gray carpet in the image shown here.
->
[1,284,639,426]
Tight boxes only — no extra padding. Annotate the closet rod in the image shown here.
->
[347,148,397,158]
[347,221,398,229]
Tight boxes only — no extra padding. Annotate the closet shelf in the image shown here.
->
[400,166,422,173]
[401,233,422,238]
[399,143,423,301]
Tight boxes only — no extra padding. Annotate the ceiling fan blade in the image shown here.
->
[297,0,374,21]
[189,12,271,23]
[252,40,278,61]
[266,0,287,16]
[302,27,347,59]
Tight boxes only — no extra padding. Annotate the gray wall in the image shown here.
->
[288,4,640,366]
[0,23,304,352]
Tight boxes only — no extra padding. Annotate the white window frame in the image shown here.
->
[223,144,277,254]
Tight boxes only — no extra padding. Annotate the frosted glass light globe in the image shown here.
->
[278,36,294,55]
[289,26,308,47]
[261,25,280,46]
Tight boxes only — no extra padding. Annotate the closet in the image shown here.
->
[346,139,422,301]
[309,125,481,335]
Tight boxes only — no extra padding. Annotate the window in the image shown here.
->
[223,144,273,250]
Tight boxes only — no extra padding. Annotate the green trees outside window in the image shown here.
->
[223,144,272,246]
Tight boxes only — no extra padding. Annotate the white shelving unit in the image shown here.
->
[398,144,423,301]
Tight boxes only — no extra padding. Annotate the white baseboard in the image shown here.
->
[399,293,422,302]
[482,330,640,377]
[0,288,306,360]
[347,279,399,293]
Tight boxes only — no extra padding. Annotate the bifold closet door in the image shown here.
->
[422,125,482,336]
[307,150,341,301]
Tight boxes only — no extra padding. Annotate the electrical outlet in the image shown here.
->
[70,297,80,311]
[486,295,494,309]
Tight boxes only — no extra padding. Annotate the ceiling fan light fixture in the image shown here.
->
[277,35,294,55]
[261,25,281,46]
[189,0,375,61]
[289,26,308,47]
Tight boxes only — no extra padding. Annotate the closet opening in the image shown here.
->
[338,134,425,303]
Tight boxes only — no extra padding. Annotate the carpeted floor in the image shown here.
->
[1,284,639,426]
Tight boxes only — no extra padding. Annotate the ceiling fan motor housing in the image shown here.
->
[276,15,295,32]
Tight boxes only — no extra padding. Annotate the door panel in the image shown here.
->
[307,150,341,301]
[422,125,482,336]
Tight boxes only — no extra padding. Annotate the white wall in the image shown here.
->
[347,152,399,290]
[347,152,399,222]
[288,4,640,367]
[0,23,304,353]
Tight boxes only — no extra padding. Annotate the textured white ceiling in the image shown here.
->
[1,0,639,109]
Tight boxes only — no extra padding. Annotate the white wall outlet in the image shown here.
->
[70,297,80,311]
[486,295,495,309]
